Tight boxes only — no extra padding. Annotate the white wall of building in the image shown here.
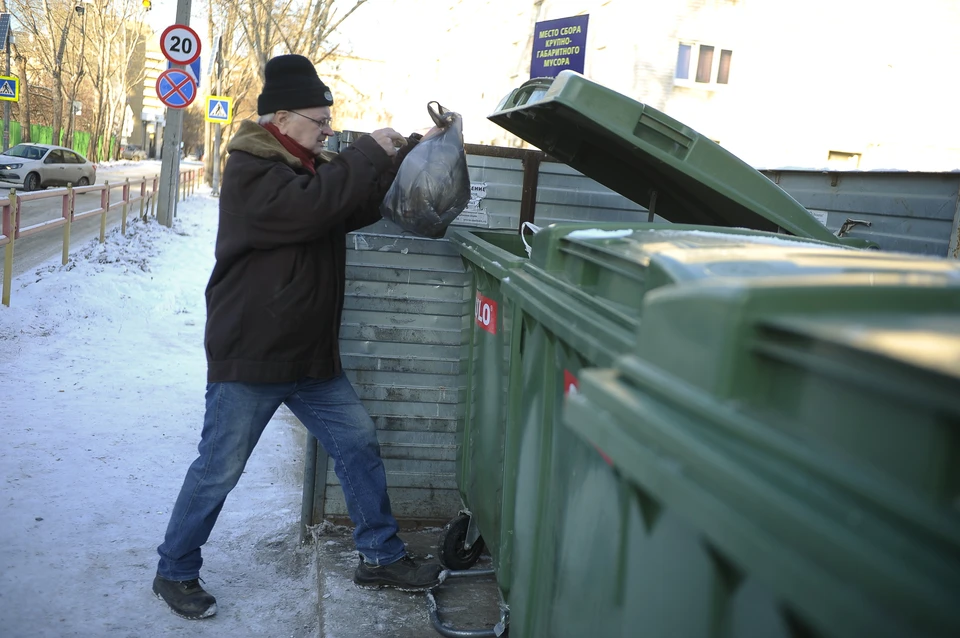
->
[326,0,959,170]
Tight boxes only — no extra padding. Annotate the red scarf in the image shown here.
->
[263,122,317,175]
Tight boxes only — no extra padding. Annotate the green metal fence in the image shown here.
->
[73,130,91,157]
[30,124,53,145]
[1,121,22,146]
[0,124,111,160]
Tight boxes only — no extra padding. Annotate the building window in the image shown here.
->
[827,150,861,169]
[717,49,733,84]
[676,44,692,80]
[675,42,733,87]
[696,45,714,83]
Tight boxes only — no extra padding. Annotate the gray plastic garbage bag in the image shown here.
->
[380,102,471,238]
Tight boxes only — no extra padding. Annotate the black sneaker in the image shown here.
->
[353,555,443,592]
[152,574,217,619]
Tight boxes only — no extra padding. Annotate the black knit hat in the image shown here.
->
[257,54,334,115]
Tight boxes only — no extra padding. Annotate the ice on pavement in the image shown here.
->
[0,190,319,637]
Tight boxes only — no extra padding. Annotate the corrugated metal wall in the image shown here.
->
[761,170,960,257]
[459,154,649,230]
[324,223,470,522]
[531,162,651,226]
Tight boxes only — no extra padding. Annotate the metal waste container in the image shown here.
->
[441,229,527,575]
[536,276,960,638]
[478,70,858,623]
[474,70,958,637]
[499,225,960,632]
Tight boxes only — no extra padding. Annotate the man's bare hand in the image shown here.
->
[370,128,407,157]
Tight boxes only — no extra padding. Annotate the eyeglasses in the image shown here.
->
[288,110,334,130]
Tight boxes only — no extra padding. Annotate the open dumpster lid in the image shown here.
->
[488,71,839,244]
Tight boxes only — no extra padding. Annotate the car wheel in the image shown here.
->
[77,176,90,187]
[23,172,40,192]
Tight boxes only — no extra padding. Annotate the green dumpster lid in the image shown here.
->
[489,71,839,244]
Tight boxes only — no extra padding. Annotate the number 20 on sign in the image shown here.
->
[475,291,498,335]
[160,24,201,66]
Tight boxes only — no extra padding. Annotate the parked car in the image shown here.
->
[0,143,97,191]
[120,144,147,161]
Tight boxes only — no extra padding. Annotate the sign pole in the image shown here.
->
[3,32,10,152]
[211,123,221,196]
[156,0,193,228]
[211,39,222,197]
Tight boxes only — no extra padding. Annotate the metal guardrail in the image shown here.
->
[1,167,204,306]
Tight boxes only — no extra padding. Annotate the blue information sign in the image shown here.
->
[530,14,590,79]
[168,58,202,88]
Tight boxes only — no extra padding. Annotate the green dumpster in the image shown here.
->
[447,225,836,592]
[499,226,960,634]
[487,65,960,638]
[442,229,528,575]
[442,67,886,622]
[535,278,960,638]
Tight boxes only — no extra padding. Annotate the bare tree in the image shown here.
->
[7,0,80,143]
[8,0,147,156]
[63,4,87,147]
[79,0,146,160]
[201,0,366,182]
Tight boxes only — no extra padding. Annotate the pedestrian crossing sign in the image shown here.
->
[0,75,19,102]
[205,95,232,124]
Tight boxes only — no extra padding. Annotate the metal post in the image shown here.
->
[211,35,222,196]
[100,180,109,243]
[211,123,221,195]
[299,435,318,543]
[150,177,158,217]
[518,150,543,232]
[121,178,130,235]
[156,0,192,227]
[3,32,10,152]
[3,188,16,306]
[949,181,960,260]
[62,184,73,265]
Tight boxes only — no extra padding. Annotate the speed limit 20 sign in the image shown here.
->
[160,24,201,66]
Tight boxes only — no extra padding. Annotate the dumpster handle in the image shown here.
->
[426,568,508,637]
[520,221,541,257]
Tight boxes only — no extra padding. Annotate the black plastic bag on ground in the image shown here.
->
[380,102,471,238]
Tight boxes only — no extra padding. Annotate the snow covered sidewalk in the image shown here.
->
[0,191,319,637]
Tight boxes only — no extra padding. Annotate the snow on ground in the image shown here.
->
[97,159,146,168]
[0,190,319,637]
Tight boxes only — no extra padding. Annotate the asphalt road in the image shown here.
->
[1,161,203,284]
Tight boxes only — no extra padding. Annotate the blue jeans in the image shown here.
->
[157,374,406,581]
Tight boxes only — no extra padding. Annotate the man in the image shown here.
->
[152,54,442,620]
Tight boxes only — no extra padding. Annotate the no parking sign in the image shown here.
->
[156,68,197,109]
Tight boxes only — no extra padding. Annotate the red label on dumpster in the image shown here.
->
[564,370,579,396]
[475,291,498,335]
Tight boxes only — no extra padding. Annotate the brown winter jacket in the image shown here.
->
[204,120,418,383]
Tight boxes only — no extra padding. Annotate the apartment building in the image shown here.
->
[125,35,167,157]
[328,0,959,170]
